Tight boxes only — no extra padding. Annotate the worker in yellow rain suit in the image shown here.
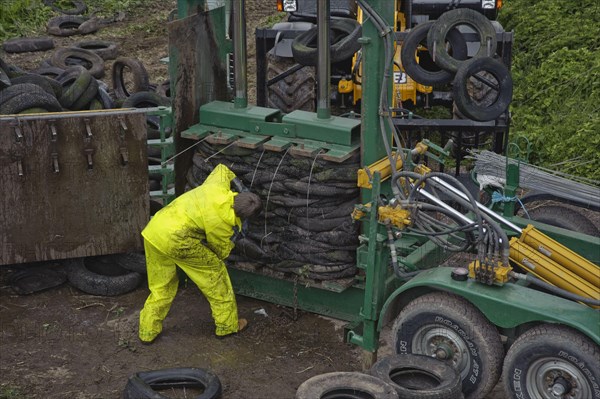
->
[139,164,262,343]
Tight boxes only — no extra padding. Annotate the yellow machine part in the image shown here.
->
[357,153,403,189]
[378,205,411,229]
[519,225,600,287]
[468,260,512,285]
[510,238,600,308]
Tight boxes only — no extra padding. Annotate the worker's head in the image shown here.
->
[234,192,262,219]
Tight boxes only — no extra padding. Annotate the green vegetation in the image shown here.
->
[498,0,600,179]
[0,385,25,399]
[0,0,52,41]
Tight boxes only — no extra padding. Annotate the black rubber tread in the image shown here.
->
[47,15,87,36]
[428,9,497,73]
[370,354,463,399]
[70,77,98,110]
[110,252,147,274]
[88,98,103,110]
[291,18,362,67]
[526,204,600,236]
[77,17,100,35]
[66,257,142,296]
[0,58,27,79]
[123,367,222,399]
[0,67,9,89]
[73,40,119,60]
[0,91,62,114]
[391,291,504,399]
[33,66,66,79]
[296,371,399,399]
[453,57,512,121]
[2,37,55,53]
[401,21,467,86]
[43,0,87,15]
[11,74,62,98]
[149,200,163,216]
[57,66,93,109]
[95,87,115,109]
[1,83,45,106]
[266,52,315,113]
[122,91,171,108]
[112,57,150,99]
[502,324,600,399]
[51,47,105,78]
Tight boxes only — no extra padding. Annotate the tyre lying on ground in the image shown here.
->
[296,371,399,399]
[123,368,222,399]
[2,37,55,53]
[66,256,143,296]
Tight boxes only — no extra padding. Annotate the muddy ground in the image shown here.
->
[0,1,520,398]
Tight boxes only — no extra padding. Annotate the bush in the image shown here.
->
[499,0,600,179]
[0,0,51,42]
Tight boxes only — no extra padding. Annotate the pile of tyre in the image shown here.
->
[187,142,360,280]
[296,354,464,399]
[400,9,512,122]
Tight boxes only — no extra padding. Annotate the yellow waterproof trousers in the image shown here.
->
[139,240,239,342]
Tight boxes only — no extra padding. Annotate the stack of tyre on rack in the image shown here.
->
[187,142,361,281]
[296,354,464,399]
[400,9,512,123]
[0,1,173,297]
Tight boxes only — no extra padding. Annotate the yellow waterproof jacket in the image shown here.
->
[142,164,241,260]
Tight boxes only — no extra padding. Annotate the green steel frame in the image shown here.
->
[171,0,600,358]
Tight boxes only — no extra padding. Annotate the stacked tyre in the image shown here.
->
[400,9,512,122]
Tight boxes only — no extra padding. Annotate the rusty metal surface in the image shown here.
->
[0,112,149,265]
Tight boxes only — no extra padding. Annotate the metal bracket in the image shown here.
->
[84,118,93,139]
[49,120,60,174]
[16,157,24,177]
[84,148,94,170]
[119,147,129,166]
[51,153,60,173]
[118,116,128,140]
[12,122,23,142]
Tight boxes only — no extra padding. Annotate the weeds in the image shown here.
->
[0,0,52,42]
[0,385,25,399]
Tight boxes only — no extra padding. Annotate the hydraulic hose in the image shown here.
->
[511,272,600,307]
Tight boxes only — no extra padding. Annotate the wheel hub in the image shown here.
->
[412,326,470,379]
[527,357,592,399]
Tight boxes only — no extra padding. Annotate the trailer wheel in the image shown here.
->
[123,367,222,399]
[66,257,143,296]
[427,8,497,73]
[400,21,467,86]
[502,324,600,399]
[296,372,399,399]
[266,52,315,113]
[370,354,462,399]
[453,57,512,122]
[392,292,503,399]
[526,204,599,236]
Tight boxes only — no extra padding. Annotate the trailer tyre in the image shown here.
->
[392,292,503,399]
[502,324,600,399]
[266,52,315,113]
[370,354,462,399]
[453,57,512,122]
[291,18,362,67]
[123,367,222,399]
[66,257,142,296]
[526,204,599,236]
[401,21,467,86]
[295,372,399,399]
[427,9,497,73]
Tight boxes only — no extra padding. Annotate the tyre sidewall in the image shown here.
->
[395,310,485,397]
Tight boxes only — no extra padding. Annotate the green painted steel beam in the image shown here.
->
[229,268,364,322]
[378,267,600,345]
[282,110,360,146]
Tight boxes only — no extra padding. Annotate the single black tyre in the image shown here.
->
[0,91,62,114]
[266,52,315,113]
[1,83,46,106]
[33,66,66,79]
[453,56,512,121]
[47,15,87,36]
[112,57,150,99]
[292,18,362,67]
[51,47,105,78]
[95,87,115,109]
[2,37,55,53]
[73,40,119,60]
[123,367,222,399]
[427,9,497,73]
[370,354,463,399]
[502,324,600,399]
[56,66,96,109]
[11,74,62,98]
[122,91,170,108]
[43,0,87,15]
[526,204,599,236]
[392,292,504,399]
[401,21,467,86]
[66,257,142,296]
[295,371,399,399]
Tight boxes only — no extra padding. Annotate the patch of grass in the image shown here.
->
[257,12,287,28]
[0,385,25,399]
[0,0,52,42]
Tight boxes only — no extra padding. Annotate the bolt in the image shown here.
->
[283,128,289,135]
[255,126,260,132]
